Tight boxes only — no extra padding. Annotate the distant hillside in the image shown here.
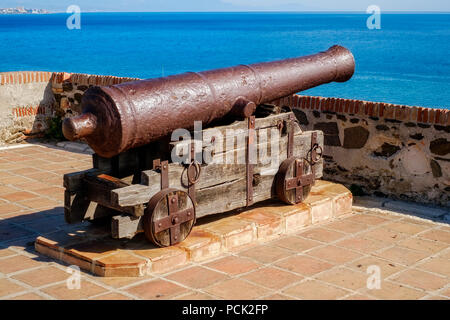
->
[0,7,51,14]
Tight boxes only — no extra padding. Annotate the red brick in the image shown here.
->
[237,208,283,240]
[345,100,353,114]
[434,109,441,124]
[243,267,303,290]
[422,108,429,123]
[167,266,228,288]
[175,229,221,262]
[316,97,321,110]
[379,103,385,117]
[339,99,345,113]
[293,94,300,108]
[126,279,188,299]
[304,194,333,224]
[306,96,312,109]
[206,278,270,299]
[134,246,187,273]
[440,110,449,125]
[427,109,435,124]
[208,254,261,275]
[275,255,334,276]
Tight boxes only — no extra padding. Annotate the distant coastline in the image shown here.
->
[0,7,52,14]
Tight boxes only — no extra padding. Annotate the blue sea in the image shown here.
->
[0,12,449,109]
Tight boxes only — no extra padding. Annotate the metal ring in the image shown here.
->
[187,161,201,184]
[312,144,323,163]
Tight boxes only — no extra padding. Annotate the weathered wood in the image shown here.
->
[63,168,100,192]
[84,173,145,217]
[142,130,322,191]
[92,138,172,179]
[111,184,155,207]
[64,191,117,224]
[112,130,320,208]
[144,189,195,246]
[110,130,322,221]
[169,112,298,159]
[111,215,143,239]
[64,191,92,223]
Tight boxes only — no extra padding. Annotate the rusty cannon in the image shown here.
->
[63,45,354,158]
[63,45,355,247]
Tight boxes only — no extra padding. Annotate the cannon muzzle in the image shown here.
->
[63,45,355,158]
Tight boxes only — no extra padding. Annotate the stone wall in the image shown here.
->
[0,71,54,144]
[272,95,450,207]
[0,71,140,145]
[51,72,140,119]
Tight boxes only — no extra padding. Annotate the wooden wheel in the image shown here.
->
[275,157,314,204]
[143,188,196,247]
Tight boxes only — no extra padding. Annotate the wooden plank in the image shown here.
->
[84,173,145,217]
[64,191,92,223]
[169,112,297,158]
[143,130,323,191]
[111,215,143,239]
[111,184,156,207]
[64,191,118,223]
[63,168,100,192]
[111,130,322,210]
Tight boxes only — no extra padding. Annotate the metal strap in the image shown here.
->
[188,141,196,204]
[246,116,255,206]
[287,113,295,158]
[311,132,317,186]
[153,159,169,189]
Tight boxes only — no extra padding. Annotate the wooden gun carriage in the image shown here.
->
[62,45,354,247]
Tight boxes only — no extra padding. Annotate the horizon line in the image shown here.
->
[23,10,450,14]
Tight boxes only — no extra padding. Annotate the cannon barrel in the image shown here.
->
[63,45,355,158]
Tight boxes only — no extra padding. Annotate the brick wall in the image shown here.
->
[0,71,54,144]
[272,95,450,207]
[0,71,140,145]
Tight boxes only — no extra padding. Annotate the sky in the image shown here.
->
[2,0,450,12]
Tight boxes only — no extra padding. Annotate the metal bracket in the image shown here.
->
[308,132,323,185]
[187,141,201,209]
[153,159,169,189]
[246,116,255,206]
[287,113,295,158]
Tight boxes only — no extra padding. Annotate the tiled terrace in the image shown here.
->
[0,144,449,300]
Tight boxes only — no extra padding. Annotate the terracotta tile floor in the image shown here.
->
[0,144,449,300]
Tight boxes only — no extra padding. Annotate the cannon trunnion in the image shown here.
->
[62,46,354,247]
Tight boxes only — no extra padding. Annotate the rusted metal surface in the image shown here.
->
[246,116,255,206]
[63,45,354,158]
[309,132,323,165]
[144,188,195,246]
[276,157,314,204]
[276,131,320,204]
[187,140,201,206]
